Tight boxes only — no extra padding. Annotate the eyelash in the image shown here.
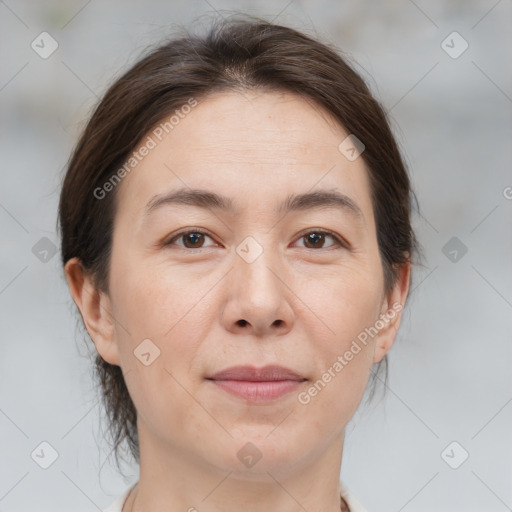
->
[163,228,348,251]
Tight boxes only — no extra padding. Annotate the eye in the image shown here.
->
[164,228,217,249]
[293,229,346,250]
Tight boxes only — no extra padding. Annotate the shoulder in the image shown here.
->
[339,480,368,512]
[103,482,137,512]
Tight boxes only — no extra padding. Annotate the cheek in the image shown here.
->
[296,261,382,410]
[110,263,215,441]
[300,256,383,347]
[110,255,214,341]
[109,257,221,408]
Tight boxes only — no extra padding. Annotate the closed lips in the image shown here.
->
[206,365,307,402]
[207,365,306,382]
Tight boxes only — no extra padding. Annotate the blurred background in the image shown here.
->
[1,1,511,511]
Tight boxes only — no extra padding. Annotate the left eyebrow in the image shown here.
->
[143,187,365,225]
[278,189,365,224]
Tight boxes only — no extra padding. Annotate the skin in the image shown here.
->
[65,89,410,512]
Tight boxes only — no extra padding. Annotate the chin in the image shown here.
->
[206,428,308,478]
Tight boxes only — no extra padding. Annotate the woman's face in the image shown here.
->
[73,89,409,478]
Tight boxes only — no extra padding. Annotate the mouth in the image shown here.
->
[206,365,307,402]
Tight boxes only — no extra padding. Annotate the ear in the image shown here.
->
[64,257,121,366]
[373,261,411,364]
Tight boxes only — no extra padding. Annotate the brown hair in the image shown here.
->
[58,14,421,468]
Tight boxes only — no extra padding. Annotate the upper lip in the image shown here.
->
[207,365,306,382]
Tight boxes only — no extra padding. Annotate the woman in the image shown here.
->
[59,15,418,512]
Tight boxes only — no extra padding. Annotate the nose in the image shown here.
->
[221,243,295,337]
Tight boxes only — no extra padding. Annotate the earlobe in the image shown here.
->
[64,257,121,366]
[373,262,411,364]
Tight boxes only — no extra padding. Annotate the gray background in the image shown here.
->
[1,1,511,511]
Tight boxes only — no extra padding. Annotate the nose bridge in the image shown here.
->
[233,234,283,297]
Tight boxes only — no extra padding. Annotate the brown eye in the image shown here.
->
[165,229,216,249]
[295,230,344,250]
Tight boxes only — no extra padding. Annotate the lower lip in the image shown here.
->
[209,379,304,402]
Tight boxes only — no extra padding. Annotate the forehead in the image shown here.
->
[114,89,374,224]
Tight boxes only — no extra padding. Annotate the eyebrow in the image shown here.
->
[144,187,365,224]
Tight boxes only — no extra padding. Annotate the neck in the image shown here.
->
[125,421,347,512]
